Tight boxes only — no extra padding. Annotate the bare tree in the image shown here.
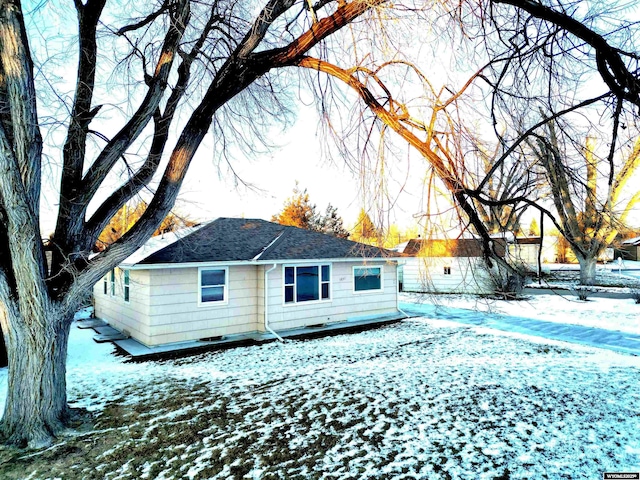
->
[3,0,639,448]
[478,0,640,284]
[0,0,389,447]
[473,143,541,236]
[289,0,640,289]
[529,128,640,284]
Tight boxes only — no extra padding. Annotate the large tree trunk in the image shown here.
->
[577,254,597,286]
[0,305,72,448]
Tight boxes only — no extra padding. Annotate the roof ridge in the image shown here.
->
[255,226,290,260]
[252,228,287,261]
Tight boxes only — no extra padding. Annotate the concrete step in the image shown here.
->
[76,318,106,329]
[94,332,129,343]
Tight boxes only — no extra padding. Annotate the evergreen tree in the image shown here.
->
[271,184,318,229]
[354,208,378,239]
[315,204,350,239]
[528,218,540,236]
[272,186,349,238]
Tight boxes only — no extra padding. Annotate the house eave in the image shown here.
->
[122,257,404,270]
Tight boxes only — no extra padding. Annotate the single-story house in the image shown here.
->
[398,238,507,294]
[93,218,403,348]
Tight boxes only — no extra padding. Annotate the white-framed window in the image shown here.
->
[284,264,331,304]
[353,266,383,293]
[123,270,130,303]
[110,270,115,296]
[103,275,108,295]
[199,267,228,305]
[444,266,451,275]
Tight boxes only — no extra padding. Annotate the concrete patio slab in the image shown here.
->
[86,311,408,360]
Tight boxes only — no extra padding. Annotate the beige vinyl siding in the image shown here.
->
[94,260,399,348]
[266,261,398,331]
[93,268,152,344]
[401,257,492,294]
[145,265,260,345]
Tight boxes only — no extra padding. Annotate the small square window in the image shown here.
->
[354,267,382,292]
[444,266,451,275]
[200,268,227,304]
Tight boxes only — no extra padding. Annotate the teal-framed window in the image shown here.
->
[353,266,382,293]
[123,270,130,302]
[110,270,115,296]
[284,265,330,304]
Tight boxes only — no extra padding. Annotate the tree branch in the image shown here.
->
[237,0,298,58]
[66,0,386,302]
[258,0,387,67]
[0,0,43,214]
[55,0,106,257]
[84,5,219,248]
[116,1,170,35]
[493,0,640,107]
[295,56,517,271]
[79,0,190,208]
[475,93,610,193]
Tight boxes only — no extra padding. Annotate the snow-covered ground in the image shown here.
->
[0,299,638,479]
[401,292,640,335]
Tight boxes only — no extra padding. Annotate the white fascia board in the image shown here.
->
[123,257,403,270]
[265,257,403,265]
[123,260,256,270]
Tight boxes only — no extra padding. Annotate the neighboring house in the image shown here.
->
[398,238,506,294]
[93,218,403,349]
[615,237,640,261]
[505,237,543,265]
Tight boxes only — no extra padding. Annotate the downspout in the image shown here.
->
[396,261,410,318]
[264,263,284,342]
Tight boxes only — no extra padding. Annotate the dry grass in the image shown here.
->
[0,322,637,479]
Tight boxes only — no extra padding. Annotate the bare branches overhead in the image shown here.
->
[493,0,640,108]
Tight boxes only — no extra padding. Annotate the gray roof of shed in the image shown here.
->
[135,217,394,265]
[401,238,507,258]
[622,236,640,246]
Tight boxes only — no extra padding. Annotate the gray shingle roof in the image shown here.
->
[137,218,395,265]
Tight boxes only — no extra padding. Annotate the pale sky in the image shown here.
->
[174,103,427,231]
[36,87,429,237]
[32,1,640,239]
